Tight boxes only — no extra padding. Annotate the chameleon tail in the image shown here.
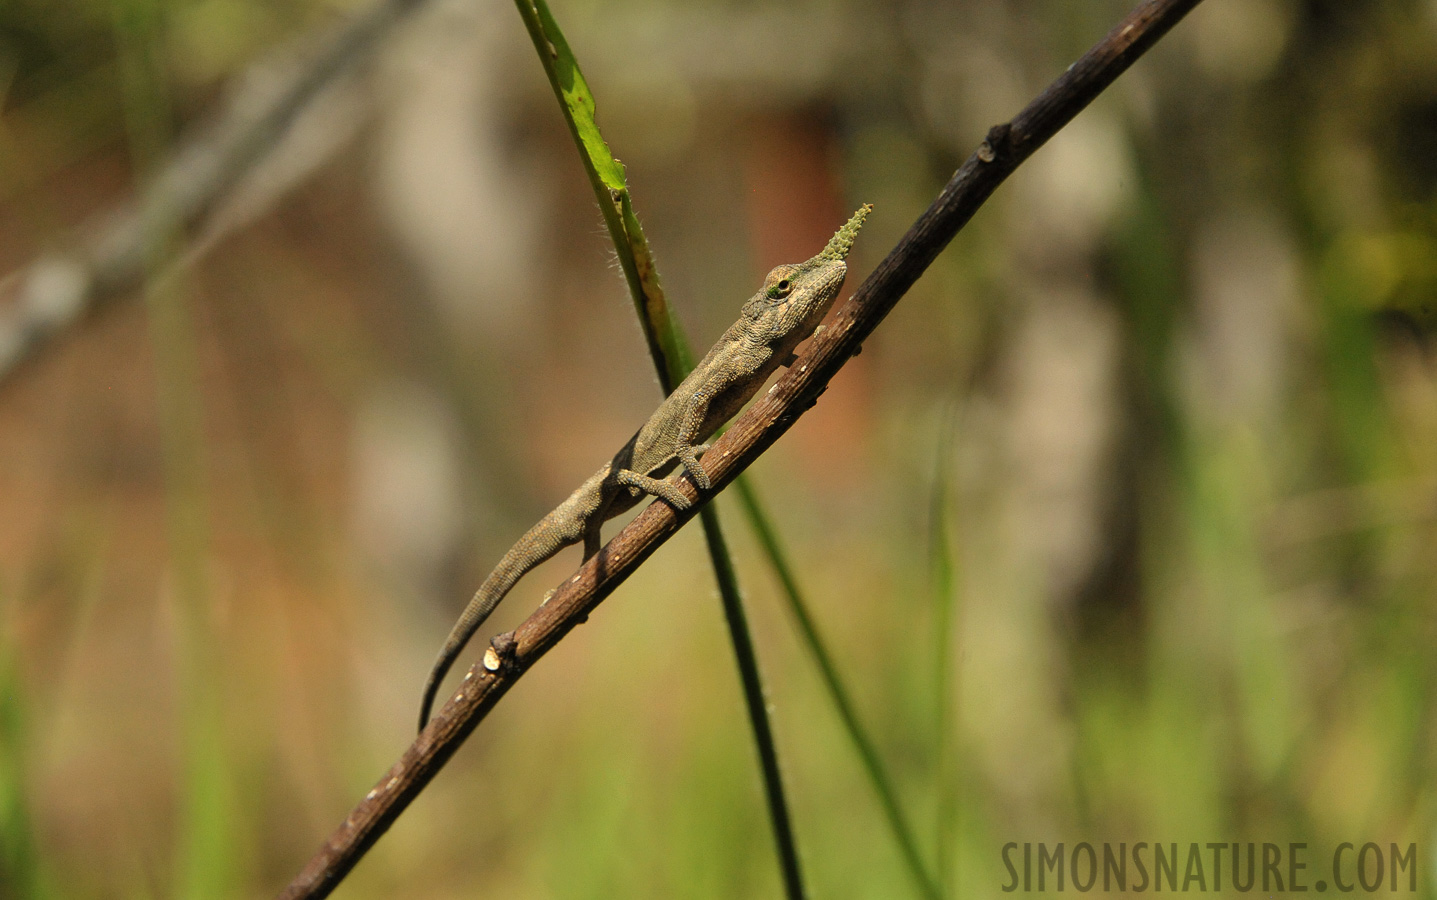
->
[417,512,578,731]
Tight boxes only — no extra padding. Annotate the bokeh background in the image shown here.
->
[2,0,1436,896]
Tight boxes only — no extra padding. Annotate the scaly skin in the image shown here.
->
[417,205,870,730]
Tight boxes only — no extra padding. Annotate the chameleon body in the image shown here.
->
[417,205,870,730]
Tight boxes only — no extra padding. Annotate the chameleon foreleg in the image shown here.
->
[670,384,720,491]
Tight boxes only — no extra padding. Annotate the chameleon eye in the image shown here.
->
[767,278,792,300]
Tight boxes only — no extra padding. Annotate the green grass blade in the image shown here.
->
[511,3,804,895]
[697,506,807,900]
[735,478,942,900]
[511,0,690,389]
[927,411,959,898]
[0,588,53,900]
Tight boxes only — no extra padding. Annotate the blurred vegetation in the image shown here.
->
[1,0,1436,898]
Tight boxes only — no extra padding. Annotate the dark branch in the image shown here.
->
[276,1,1205,896]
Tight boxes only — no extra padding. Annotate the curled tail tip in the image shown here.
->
[417,660,449,733]
[417,683,437,733]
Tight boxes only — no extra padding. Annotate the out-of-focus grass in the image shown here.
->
[0,587,52,900]
[927,409,959,897]
[111,0,239,897]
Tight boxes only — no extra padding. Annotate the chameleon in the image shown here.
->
[417,204,870,730]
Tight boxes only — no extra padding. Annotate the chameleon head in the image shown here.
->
[741,204,872,345]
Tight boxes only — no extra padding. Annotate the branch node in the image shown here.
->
[488,631,520,672]
[978,123,1013,162]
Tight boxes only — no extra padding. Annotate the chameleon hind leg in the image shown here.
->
[676,443,712,490]
[582,516,603,560]
[614,469,692,510]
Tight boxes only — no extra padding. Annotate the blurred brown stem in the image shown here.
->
[276,0,1205,896]
[0,0,429,384]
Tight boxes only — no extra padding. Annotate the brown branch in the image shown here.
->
[277,0,1205,896]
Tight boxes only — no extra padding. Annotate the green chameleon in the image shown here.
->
[418,204,871,730]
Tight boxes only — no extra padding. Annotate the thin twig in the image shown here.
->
[277,1,1205,896]
[0,0,430,384]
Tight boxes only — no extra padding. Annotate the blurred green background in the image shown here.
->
[2,0,1436,897]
